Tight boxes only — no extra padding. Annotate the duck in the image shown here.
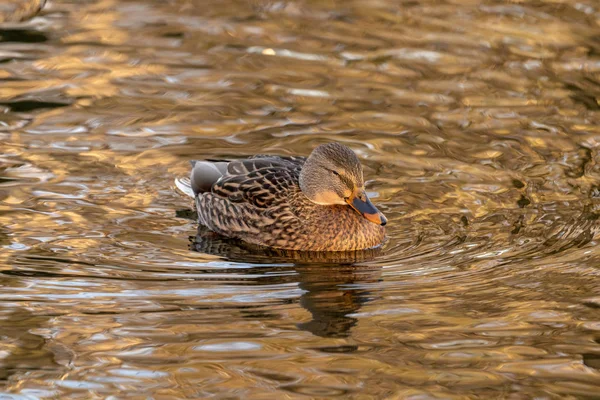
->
[177,142,387,252]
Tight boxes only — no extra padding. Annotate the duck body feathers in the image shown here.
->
[188,154,385,252]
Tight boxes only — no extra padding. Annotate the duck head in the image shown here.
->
[299,143,387,226]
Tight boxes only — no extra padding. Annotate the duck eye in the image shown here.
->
[331,170,341,177]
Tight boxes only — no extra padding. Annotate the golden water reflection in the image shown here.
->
[1,0,600,398]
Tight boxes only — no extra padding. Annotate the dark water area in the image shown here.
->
[1,0,600,398]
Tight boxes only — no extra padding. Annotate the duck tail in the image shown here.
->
[174,177,195,198]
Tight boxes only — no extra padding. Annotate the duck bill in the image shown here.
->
[346,192,387,226]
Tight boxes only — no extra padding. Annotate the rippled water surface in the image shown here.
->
[2,0,600,398]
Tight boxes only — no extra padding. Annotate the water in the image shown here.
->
[1,0,600,398]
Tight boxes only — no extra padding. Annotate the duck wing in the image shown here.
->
[211,165,298,208]
[189,156,305,196]
[193,155,305,242]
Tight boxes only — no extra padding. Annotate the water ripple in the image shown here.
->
[1,0,600,398]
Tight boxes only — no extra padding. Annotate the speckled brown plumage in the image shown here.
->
[190,147,386,252]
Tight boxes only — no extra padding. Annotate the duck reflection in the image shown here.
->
[190,226,382,338]
[295,264,381,337]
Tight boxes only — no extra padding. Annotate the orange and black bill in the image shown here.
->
[346,193,387,226]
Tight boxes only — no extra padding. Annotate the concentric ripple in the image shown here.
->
[1,0,600,398]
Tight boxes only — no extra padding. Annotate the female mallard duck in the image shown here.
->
[179,143,387,252]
